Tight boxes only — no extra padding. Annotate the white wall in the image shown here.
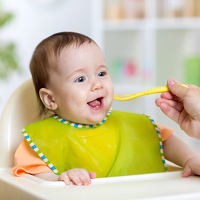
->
[0,0,92,115]
[1,0,200,156]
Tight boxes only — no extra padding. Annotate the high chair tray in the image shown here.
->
[1,168,200,200]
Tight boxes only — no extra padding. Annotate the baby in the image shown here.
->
[12,32,200,186]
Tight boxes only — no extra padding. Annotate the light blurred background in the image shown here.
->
[0,0,200,153]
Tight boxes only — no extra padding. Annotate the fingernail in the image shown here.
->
[66,181,71,185]
[77,181,82,186]
[84,182,89,186]
[168,78,176,86]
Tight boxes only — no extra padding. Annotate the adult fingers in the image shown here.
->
[155,98,183,112]
[167,78,189,99]
[159,102,181,124]
[160,91,174,100]
[189,84,200,91]
[160,92,181,103]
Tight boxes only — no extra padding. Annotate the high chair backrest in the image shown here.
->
[0,79,50,168]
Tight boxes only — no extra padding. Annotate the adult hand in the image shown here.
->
[155,78,200,139]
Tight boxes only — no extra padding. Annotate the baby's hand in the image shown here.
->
[58,168,96,186]
[182,157,200,177]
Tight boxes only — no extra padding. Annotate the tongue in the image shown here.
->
[88,99,100,107]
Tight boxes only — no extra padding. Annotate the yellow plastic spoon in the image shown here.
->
[113,84,188,101]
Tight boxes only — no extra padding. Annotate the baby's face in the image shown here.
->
[47,42,114,124]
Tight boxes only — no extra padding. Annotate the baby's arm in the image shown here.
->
[13,139,96,185]
[34,169,96,186]
[163,134,200,177]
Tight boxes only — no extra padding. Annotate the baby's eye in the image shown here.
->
[75,76,86,82]
[98,71,107,77]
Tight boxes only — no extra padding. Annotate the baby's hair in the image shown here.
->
[30,32,95,116]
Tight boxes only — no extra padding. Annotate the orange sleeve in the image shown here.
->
[156,123,173,141]
[12,139,53,177]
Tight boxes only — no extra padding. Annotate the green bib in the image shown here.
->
[22,110,167,178]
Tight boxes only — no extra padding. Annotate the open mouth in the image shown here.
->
[87,97,103,110]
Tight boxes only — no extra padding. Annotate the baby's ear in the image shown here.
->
[39,88,57,110]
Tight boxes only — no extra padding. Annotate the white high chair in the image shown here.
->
[1,79,200,200]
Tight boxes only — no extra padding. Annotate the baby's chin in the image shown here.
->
[81,115,107,125]
[54,113,106,125]
[81,118,104,125]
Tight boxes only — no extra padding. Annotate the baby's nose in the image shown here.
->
[91,79,103,91]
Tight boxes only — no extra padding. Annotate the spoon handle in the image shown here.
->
[139,86,169,95]
[125,86,169,98]
[126,84,188,98]
[113,84,188,101]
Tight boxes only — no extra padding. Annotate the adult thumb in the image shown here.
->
[167,78,188,99]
